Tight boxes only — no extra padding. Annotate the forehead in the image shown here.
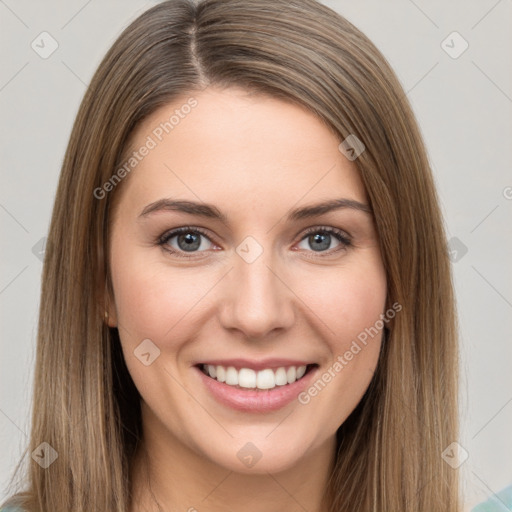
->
[114,87,367,218]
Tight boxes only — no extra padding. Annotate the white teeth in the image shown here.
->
[238,368,256,388]
[256,369,276,389]
[296,366,306,379]
[225,366,239,386]
[201,364,309,390]
[216,365,226,383]
[275,367,288,386]
[286,366,296,384]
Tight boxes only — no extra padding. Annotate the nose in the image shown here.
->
[218,243,296,340]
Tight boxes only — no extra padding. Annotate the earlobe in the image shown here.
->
[103,278,118,327]
[104,301,118,328]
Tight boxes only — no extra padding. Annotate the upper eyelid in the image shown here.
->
[159,226,214,243]
[301,225,351,238]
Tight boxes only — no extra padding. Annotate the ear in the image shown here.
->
[382,294,398,331]
[96,229,118,327]
[105,299,118,328]
[102,276,118,328]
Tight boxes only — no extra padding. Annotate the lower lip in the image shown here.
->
[195,365,319,413]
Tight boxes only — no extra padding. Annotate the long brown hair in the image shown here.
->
[2,0,459,510]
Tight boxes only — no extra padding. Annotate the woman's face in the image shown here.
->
[108,86,387,474]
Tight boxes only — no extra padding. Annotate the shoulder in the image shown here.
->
[0,504,26,512]
[471,484,512,511]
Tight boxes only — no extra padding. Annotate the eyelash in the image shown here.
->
[157,225,352,259]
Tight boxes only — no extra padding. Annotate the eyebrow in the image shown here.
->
[138,197,372,223]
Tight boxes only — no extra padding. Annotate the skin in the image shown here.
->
[107,86,387,512]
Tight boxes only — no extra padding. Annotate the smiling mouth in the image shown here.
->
[197,363,318,391]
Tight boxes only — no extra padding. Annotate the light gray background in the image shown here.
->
[1,0,511,509]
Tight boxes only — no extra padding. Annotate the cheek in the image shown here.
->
[293,265,386,428]
[109,249,207,406]
[296,258,387,350]
[110,247,214,345]
[337,276,387,345]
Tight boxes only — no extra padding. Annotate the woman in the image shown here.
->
[1,0,468,510]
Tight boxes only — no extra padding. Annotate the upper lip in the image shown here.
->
[194,358,317,371]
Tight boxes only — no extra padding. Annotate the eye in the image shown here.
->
[157,225,352,259]
[158,226,215,258]
[296,226,352,255]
